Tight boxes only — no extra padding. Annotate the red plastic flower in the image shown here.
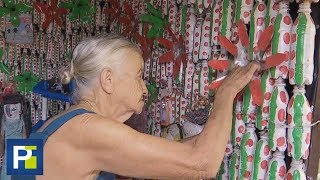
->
[208,20,287,106]
[158,27,187,79]
[118,2,137,39]
[104,0,121,27]
[34,0,67,29]
[135,26,155,61]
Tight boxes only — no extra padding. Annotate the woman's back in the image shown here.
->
[33,107,112,180]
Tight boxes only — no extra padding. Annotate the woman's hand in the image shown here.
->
[217,62,261,97]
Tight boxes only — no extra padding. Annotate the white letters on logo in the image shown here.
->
[13,146,32,169]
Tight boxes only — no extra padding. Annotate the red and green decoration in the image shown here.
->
[208,20,287,106]
[0,0,33,27]
[118,2,137,39]
[60,0,96,23]
[141,2,168,39]
[146,78,158,108]
[14,71,39,92]
[34,0,68,29]
[104,0,121,27]
[0,49,11,75]
[135,26,155,61]
[158,27,186,79]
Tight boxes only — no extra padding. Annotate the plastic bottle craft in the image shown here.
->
[269,78,289,152]
[266,151,286,180]
[286,160,307,180]
[289,1,316,86]
[239,123,257,179]
[270,0,293,79]
[229,146,241,180]
[256,71,275,130]
[252,131,272,180]
[287,86,312,160]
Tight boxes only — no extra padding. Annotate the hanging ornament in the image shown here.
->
[256,71,275,130]
[249,0,267,61]
[269,78,289,152]
[135,27,155,62]
[231,97,246,146]
[216,156,229,180]
[103,0,121,27]
[141,2,168,39]
[60,0,96,23]
[14,71,39,92]
[229,146,241,180]
[239,123,257,180]
[265,0,279,26]
[34,0,68,29]
[287,86,312,160]
[158,28,187,79]
[118,2,137,39]
[289,1,316,86]
[266,151,286,180]
[286,160,307,180]
[209,20,287,106]
[0,0,33,27]
[270,1,293,79]
[146,78,159,108]
[0,49,10,75]
[252,131,272,179]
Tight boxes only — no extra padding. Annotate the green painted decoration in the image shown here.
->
[252,140,263,179]
[249,3,258,60]
[230,152,238,180]
[293,94,304,159]
[221,0,231,37]
[256,71,268,129]
[293,170,301,180]
[270,13,283,78]
[295,14,307,85]
[242,86,251,123]
[240,133,250,180]
[269,161,278,179]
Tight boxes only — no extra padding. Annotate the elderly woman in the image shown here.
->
[26,34,260,180]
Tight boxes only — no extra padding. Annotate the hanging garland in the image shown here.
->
[0,0,33,27]
[34,0,68,29]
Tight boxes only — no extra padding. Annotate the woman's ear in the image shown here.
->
[100,68,114,94]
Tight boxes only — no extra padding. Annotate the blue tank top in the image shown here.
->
[12,109,115,180]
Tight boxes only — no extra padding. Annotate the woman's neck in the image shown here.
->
[77,99,133,123]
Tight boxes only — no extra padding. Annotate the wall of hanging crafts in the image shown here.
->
[0,0,319,179]
[107,0,320,179]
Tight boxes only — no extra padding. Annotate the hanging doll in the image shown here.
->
[0,94,32,180]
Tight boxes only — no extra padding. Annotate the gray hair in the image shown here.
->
[61,34,141,103]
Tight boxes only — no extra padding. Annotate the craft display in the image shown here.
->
[0,0,319,179]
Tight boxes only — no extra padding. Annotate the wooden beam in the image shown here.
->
[306,3,320,178]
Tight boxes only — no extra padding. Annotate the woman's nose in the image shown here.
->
[142,81,148,97]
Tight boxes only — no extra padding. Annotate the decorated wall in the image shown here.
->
[0,0,319,179]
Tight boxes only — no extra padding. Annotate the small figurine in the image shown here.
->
[0,94,32,180]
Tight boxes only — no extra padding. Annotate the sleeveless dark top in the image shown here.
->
[12,109,115,180]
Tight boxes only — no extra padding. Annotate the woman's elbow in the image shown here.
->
[188,155,220,179]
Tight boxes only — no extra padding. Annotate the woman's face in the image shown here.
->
[113,49,148,114]
[4,103,21,120]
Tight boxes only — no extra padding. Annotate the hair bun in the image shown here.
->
[60,71,73,84]
[60,61,74,84]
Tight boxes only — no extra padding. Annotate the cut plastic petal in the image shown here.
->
[249,79,263,106]
[218,35,238,56]
[257,25,274,52]
[238,20,249,48]
[158,37,174,50]
[159,51,175,63]
[208,60,230,71]
[265,53,287,69]
[208,76,226,90]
